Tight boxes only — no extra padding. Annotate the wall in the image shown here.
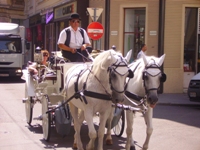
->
[164,0,200,93]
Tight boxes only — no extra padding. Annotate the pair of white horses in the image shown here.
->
[64,49,166,150]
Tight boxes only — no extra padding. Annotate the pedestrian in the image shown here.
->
[137,44,147,59]
[57,13,91,62]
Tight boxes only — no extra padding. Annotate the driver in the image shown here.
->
[57,13,91,62]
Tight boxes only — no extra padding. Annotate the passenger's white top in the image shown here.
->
[0,23,19,34]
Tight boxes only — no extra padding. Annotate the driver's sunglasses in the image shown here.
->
[72,20,80,23]
[43,53,48,57]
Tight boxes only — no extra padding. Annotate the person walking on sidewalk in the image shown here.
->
[137,44,147,59]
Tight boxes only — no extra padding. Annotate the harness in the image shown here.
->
[46,55,133,114]
[73,57,129,104]
[125,59,166,103]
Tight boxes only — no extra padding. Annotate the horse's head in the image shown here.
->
[141,53,166,108]
[93,50,133,103]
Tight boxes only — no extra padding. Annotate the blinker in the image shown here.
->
[160,73,166,82]
[127,69,134,78]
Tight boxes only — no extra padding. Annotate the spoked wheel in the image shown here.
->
[113,109,125,137]
[25,96,33,125]
[42,95,51,141]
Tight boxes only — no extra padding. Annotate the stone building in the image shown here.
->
[1,0,200,93]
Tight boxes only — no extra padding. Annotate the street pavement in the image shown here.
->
[158,93,200,106]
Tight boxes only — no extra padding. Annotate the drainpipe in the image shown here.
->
[104,0,110,50]
[158,0,165,93]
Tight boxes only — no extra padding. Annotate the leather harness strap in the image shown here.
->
[73,67,112,104]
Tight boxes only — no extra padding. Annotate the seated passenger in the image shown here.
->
[28,50,49,81]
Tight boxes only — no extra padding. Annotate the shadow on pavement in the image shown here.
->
[27,122,127,149]
[0,77,25,84]
[153,105,200,128]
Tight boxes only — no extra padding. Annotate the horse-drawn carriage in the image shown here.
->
[21,50,134,142]
[21,49,166,150]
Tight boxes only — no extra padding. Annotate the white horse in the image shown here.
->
[106,53,166,150]
[64,49,133,150]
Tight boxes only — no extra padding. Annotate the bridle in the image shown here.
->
[125,59,166,103]
[107,56,133,93]
[142,59,166,94]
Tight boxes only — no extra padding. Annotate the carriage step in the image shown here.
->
[33,115,43,120]
[22,98,28,103]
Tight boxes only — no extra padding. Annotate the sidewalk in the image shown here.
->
[158,93,200,106]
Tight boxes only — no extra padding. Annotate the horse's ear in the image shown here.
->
[125,49,132,63]
[158,54,166,66]
[141,52,148,66]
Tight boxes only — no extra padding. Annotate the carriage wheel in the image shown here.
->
[113,110,125,137]
[42,95,51,141]
[25,96,33,125]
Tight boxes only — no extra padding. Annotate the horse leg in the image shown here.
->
[125,111,136,150]
[84,109,96,150]
[98,109,111,150]
[105,107,114,145]
[69,103,84,150]
[142,107,153,150]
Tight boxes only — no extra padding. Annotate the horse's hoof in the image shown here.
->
[106,139,113,145]
[130,146,136,150]
[72,143,77,149]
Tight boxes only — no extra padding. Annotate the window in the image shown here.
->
[184,8,198,72]
[123,8,146,62]
[0,38,22,53]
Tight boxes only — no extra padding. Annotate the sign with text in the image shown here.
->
[87,22,104,40]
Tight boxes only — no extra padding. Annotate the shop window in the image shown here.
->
[123,8,146,62]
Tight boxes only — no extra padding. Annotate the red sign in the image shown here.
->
[87,22,104,40]
[37,25,42,41]
[26,28,32,42]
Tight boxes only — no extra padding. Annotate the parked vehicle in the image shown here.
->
[187,72,200,102]
[0,23,30,77]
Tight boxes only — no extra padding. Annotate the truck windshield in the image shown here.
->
[0,38,22,53]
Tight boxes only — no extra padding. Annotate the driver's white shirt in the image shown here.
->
[57,26,91,49]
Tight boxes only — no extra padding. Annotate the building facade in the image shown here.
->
[1,0,200,93]
[0,0,25,23]
[90,0,200,93]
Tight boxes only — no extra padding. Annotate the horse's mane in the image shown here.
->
[91,49,123,77]
[93,49,121,64]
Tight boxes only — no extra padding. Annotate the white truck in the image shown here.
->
[0,23,30,77]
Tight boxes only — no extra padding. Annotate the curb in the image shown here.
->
[158,102,200,107]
